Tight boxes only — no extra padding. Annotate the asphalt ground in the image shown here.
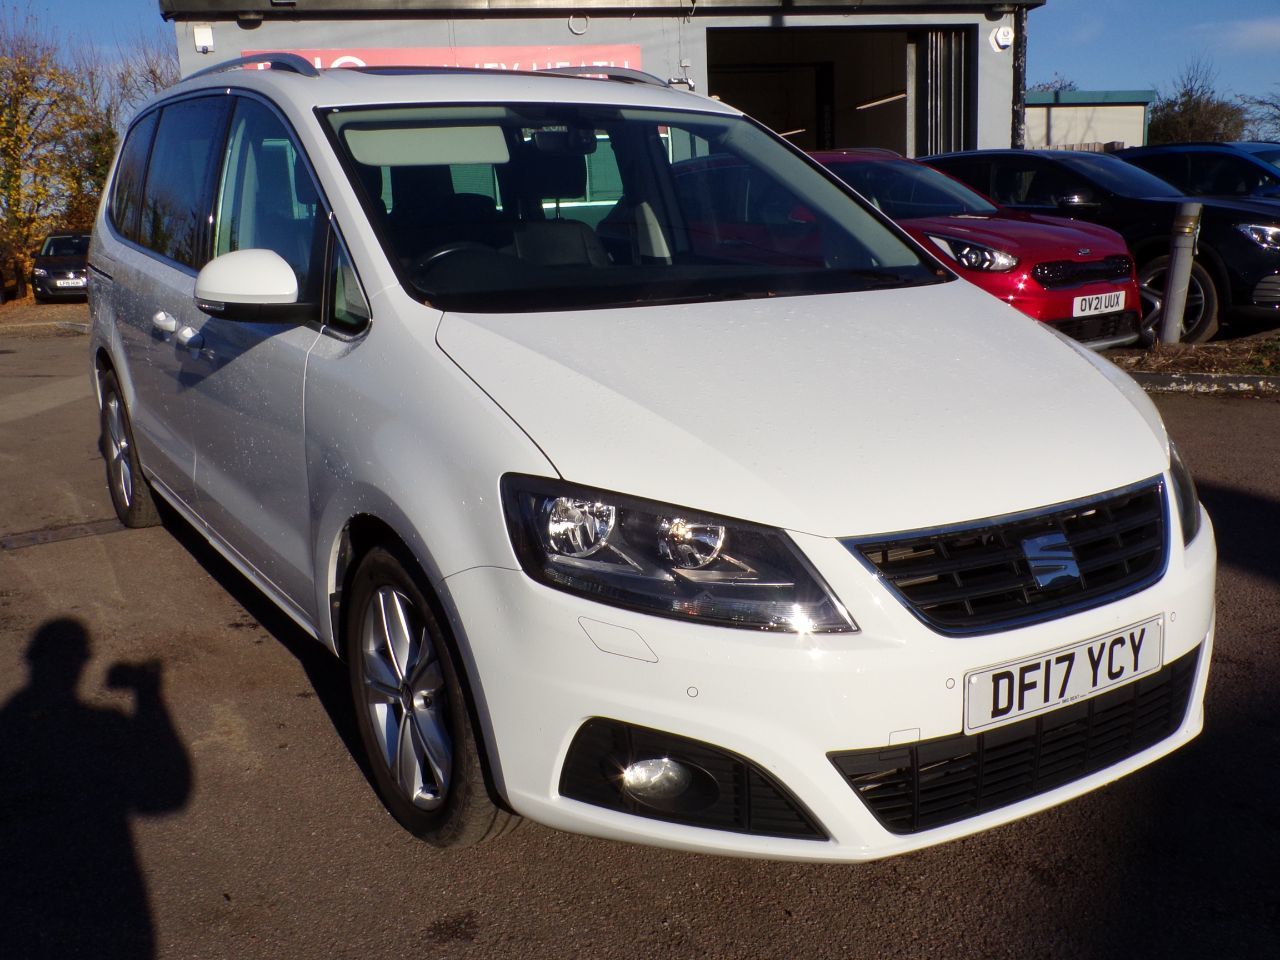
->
[2,312,1278,960]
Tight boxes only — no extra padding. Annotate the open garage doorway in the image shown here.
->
[707,27,973,157]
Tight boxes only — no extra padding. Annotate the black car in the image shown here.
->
[923,149,1280,341]
[1115,142,1280,201]
[31,233,90,302]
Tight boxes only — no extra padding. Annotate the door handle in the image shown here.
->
[176,326,204,350]
[152,311,178,333]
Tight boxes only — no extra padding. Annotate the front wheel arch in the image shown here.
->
[330,515,517,822]
[341,539,521,844]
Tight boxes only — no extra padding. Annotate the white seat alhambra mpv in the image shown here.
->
[88,54,1215,860]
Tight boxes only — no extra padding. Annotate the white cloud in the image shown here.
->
[1222,17,1280,51]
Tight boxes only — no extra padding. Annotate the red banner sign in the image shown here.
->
[242,45,642,72]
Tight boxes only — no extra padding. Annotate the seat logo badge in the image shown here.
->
[1021,532,1080,589]
[1077,248,1091,256]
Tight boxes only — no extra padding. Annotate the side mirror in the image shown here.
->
[194,249,309,323]
[1057,190,1100,209]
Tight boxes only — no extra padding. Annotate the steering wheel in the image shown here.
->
[414,242,492,271]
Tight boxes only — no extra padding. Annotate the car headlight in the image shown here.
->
[33,267,47,277]
[502,475,856,633]
[1169,441,1202,545]
[1235,223,1280,250]
[927,235,1018,271]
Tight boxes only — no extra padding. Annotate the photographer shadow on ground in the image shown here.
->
[0,618,191,960]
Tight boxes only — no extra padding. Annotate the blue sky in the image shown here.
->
[1029,0,1280,98]
[31,0,1280,100]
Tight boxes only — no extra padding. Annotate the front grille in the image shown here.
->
[1032,255,1133,288]
[829,644,1199,835]
[1050,310,1140,345]
[1252,274,1280,306]
[848,480,1167,635]
[559,718,826,840]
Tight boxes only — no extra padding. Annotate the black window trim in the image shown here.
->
[319,215,374,341]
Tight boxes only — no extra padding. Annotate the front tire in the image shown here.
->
[99,371,161,528]
[344,545,517,846]
[1137,256,1220,343]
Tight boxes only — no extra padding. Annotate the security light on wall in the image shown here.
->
[193,24,214,55]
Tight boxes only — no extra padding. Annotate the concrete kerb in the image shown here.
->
[1130,371,1280,396]
[0,321,89,335]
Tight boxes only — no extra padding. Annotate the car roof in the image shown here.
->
[1116,142,1264,154]
[924,149,1137,173]
[163,56,737,118]
[1229,141,1280,155]
[924,149,1071,163]
[809,148,905,162]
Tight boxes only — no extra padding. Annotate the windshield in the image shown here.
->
[40,235,89,257]
[822,158,998,219]
[1054,153,1184,199]
[325,104,943,312]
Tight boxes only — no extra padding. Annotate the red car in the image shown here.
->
[812,149,1147,348]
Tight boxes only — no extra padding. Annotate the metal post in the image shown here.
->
[1159,202,1203,345]
[1010,6,1027,148]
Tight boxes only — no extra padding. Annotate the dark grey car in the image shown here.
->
[32,234,90,302]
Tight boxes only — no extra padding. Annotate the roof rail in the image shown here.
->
[536,65,674,88]
[185,53,319,82]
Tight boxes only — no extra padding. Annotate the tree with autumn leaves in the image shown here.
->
[0,11,175,282]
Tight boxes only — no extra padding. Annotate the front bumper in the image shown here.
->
[1017,282,1149,349]
[443,506,1215,862]
[32,273,88,298]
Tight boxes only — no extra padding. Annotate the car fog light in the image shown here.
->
[621,757,692,802]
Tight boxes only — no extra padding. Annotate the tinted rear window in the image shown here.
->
[109,111,159,243]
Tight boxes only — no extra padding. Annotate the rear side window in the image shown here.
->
[989,160,1087,207]
[141,97,231,268]
[1129,153,1187,190]
[108,111,159,243]
[1186,152,1273,195]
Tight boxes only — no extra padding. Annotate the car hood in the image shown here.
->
[436,283,1168,537]
[33,255,87,271]
[1180,194,1280,218]
[901,214,1127,257]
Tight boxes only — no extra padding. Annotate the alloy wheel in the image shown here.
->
[358,587,453,810]
[1138,265,1207,341]
[104,394,133,508]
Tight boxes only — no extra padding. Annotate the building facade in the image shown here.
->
[1026,89,1156,151]
[159,1,1046,156]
